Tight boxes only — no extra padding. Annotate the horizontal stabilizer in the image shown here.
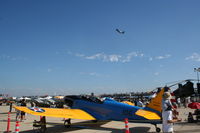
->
[135,109,161,120]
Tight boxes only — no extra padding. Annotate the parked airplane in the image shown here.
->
[14,87,167,132]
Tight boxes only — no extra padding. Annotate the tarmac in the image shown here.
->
[1,104,200,133]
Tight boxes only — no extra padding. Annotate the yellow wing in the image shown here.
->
[135,109,161,120]
[14,106,96,120]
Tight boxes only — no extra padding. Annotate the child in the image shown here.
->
[188,112,194,123]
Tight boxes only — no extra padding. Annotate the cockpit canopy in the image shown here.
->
[65,95,104,103]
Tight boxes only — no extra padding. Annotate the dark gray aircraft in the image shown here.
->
[116,28,125,34]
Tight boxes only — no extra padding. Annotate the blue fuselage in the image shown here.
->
[72,98,148,121]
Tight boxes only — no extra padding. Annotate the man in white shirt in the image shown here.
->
[162,92,181,133]
[162,109,173,132]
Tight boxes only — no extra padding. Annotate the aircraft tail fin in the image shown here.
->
[146,87,167,112]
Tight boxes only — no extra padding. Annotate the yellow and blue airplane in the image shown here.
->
[14,87,166,132]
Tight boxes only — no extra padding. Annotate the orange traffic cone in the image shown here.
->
[5,112,11,133]
[15,121,20,133]
[124,118,130,133]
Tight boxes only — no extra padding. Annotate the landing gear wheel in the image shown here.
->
[156,127,161,132]
[64,119,71,128]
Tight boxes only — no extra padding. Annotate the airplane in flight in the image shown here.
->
[116,28,125,34]
[14,87,167,132]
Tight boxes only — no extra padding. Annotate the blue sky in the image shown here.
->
[0,1,200,96]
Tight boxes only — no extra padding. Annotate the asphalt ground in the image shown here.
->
[1,104,200,133]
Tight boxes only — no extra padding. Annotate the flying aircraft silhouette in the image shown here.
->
[15,87,167,132]
[116,28,125,34]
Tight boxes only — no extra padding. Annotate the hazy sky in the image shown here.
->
[0,0,200,96]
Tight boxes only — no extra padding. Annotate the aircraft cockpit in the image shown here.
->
[64,95,104,106]
[80,95,104,104]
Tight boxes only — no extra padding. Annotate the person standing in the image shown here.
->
[137,99,144,107]
[20,99,27,121]
[30,101,35,107]
[9,102,13,112]
[15,101,21,120]
[162,92,181,133]
[177,97,181,108]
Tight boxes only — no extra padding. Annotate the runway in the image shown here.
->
[1,105,200,133]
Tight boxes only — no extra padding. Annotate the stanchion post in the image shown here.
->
[15,121,20,133]
[6,112,11,133]
[124,118,130,133]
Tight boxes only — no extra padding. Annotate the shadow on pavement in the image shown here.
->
[18,120,153,133]
[130,127,151,133]
[0,119,17,122]
[176,121,200,126]
[175,129,200,133]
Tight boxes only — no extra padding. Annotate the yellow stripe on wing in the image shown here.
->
[14,106,96,120]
